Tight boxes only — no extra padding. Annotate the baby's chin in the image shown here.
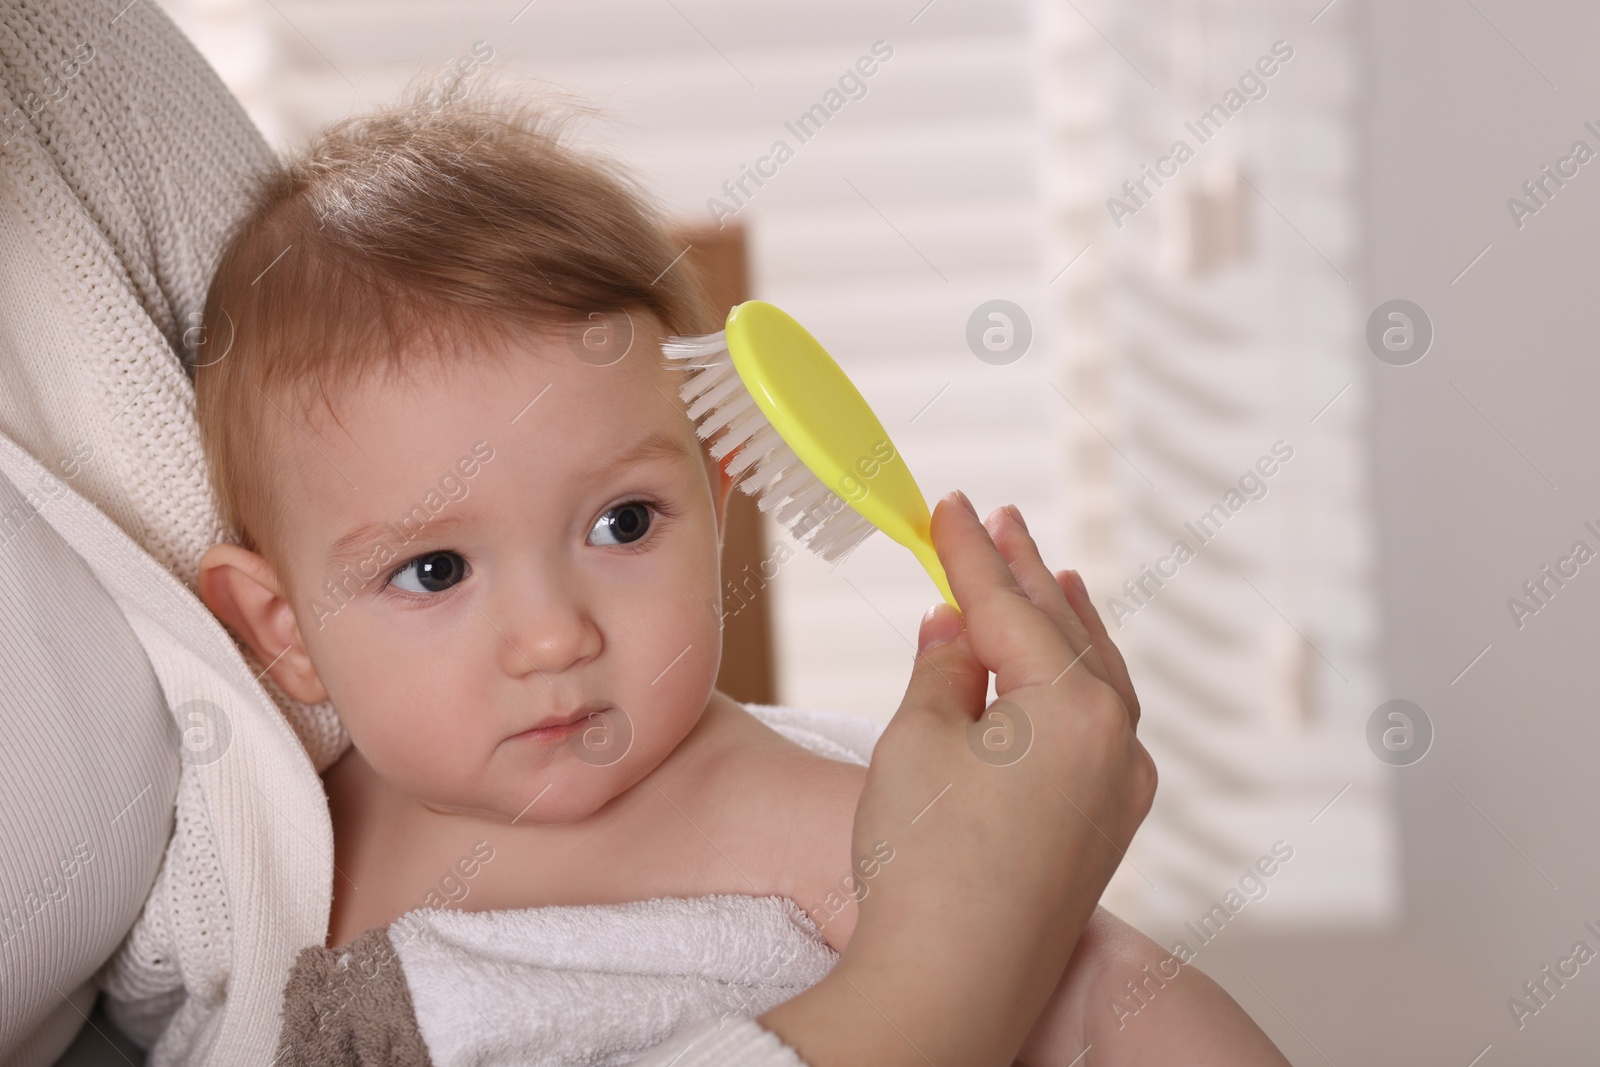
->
[416,786,612,826]
[414,748,665,827]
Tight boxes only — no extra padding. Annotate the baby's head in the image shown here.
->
[194,89,734,825]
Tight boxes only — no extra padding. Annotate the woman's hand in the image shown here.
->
[760,492,1156,1067]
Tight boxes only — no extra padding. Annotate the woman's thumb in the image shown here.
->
[918,601,963,654]
[900,602,989,727]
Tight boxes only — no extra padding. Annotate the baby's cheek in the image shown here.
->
[601,596,715,753]
[320,649,475,792]
[378,702,466,780]
[640,623,722,737]
[619,550,722,701]
[341,692,444,781]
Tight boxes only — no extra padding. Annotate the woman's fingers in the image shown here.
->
[929,492,1144,730]
[981,504,1108,683]
[929,492,1076,688]
[967,498,1144,731]
[1055,568,1142,729]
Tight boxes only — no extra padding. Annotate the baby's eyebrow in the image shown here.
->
[326,512,473,570]
[587,428,702,482]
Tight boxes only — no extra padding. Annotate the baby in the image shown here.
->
[193,88,1284,1066]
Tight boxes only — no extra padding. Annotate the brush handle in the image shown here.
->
[908,530,958,610]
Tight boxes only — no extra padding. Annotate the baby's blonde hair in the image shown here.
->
[194,75,715,582]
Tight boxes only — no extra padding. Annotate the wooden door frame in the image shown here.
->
[670,223,778,706]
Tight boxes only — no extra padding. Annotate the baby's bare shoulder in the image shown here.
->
[703,700,873,950]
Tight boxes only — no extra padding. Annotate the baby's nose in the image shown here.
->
[490,581,601,678]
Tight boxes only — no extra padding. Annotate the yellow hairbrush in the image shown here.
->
[663,300,956,608]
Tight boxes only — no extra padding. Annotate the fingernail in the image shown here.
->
[919,603,961,650]
[1067,569,1087,597]
[1005,504,1028,533]
[952,490,978,518]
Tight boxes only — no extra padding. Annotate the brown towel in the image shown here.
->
[275,926,434,1067]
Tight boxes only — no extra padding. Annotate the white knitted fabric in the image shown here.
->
[0,425,332,1066]
[0,0,347,767]
[0,0,343,1062]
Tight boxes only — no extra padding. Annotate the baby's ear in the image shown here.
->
[197,544,329,705]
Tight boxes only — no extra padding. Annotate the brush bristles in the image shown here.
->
[663,330,876,562]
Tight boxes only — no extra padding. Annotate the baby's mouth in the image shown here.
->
[509,699,617,742]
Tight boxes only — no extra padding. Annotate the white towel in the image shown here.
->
[393,894,838,1067]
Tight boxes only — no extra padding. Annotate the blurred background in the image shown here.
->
[129,0,1600,1062]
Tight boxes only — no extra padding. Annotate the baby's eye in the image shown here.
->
[588,502,653,547]
[390,551,469,594]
